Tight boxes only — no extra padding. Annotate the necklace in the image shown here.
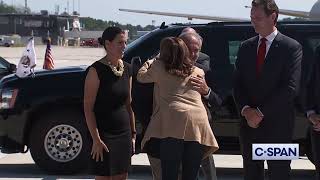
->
[105,58,124,77]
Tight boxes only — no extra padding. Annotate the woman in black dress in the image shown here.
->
[83,27,136,180]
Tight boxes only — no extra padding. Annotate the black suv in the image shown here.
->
[0,56,16,78]
[0,21,319,174]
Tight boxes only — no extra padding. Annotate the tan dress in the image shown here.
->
[137,59,219,157]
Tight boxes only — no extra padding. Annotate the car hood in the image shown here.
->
[0,65,88,85]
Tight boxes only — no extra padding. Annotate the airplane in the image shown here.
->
[118,8,248,22]
[280,0,320,20]
[119,0,320,21]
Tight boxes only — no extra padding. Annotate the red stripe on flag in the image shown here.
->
[43,42,55,70]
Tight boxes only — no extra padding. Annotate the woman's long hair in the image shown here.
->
[159,37,194,78]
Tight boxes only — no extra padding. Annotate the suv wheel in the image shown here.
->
[44,124,83,163]
[29,108,90,174]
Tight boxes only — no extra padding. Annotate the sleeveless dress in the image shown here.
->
[87,59,132,176]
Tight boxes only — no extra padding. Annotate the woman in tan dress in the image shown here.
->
[137,37,218,180]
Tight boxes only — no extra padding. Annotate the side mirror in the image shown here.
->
[9,63,16,73]
[131,56,142,75]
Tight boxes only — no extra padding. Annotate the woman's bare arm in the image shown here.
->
[83,67,101,142]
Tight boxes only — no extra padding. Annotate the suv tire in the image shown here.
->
[28,107,90,174]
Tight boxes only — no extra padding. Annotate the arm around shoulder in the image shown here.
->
[136,59,157,83]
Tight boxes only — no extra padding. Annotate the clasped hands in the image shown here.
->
[308,113,320,132]
[242,107,264,128]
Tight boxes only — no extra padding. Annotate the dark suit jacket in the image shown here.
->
[195,52,222,108]
[196,52,211,73]
[305,46,320,113]
[233,32,302,140]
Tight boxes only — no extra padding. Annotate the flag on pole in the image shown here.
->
[16,37,37,78]
[43,38,54,70]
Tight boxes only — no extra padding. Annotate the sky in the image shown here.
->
[2,0,318,26]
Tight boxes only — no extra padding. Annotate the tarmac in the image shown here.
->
[0,151,317,179]
[0,45,105,69]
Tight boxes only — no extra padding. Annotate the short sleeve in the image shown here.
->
[89,61,103,80]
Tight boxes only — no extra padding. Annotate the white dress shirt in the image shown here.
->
[257,29,278,58]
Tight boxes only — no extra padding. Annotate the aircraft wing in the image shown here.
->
[278,9,310,18]
[244,6,310,19]
[119,8,249,22]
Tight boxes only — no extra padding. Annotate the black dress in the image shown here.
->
[88,59,132,176]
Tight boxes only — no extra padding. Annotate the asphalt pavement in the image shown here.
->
[0,151,317,180]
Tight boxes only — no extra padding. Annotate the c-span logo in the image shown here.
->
[252,144,299,160]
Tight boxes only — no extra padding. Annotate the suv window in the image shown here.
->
[124,28,180,63]
[203,27,254,122]
[0,62,7,69]
[228,41,242,65]
[306,37,320,52]
[303,36,320,87]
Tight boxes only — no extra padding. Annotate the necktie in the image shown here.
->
[256,38,267,77]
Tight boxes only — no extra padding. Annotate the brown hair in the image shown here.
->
[159,37,194,78]
[252,0,279,23]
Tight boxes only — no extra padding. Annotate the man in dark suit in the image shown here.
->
[233,0,302,180]
[305,46,320,180]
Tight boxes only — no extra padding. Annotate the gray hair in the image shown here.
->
[179,32,203,45]
[180,27,203,42]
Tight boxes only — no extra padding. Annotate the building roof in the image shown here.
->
[64,30,103,39]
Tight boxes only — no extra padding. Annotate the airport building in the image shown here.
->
[0,11,81,45]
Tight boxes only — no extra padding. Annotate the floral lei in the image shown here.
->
[106,59,124,77]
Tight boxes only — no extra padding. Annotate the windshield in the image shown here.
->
[123,27,180,63]
[125,30,153,52]
[0,57,8,70]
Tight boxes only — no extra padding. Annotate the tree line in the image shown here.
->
[80,17,157,38]
[0,1,157,36]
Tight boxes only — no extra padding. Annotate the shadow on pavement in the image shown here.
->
[0,164,315,179]
[216,168,316,179]
[0,164,152,179]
